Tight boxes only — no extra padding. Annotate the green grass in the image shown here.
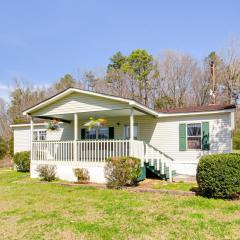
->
[0,169,240,239]
[153,181,197,191]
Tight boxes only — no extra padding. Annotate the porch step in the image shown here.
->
[144,162,176,180]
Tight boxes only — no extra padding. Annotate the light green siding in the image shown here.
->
[31,92,129,116]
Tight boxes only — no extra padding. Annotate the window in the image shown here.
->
[98,127,109,139]
[33,130,47,141]
[187,123,201,149]
[124,125,138,140]
[85,127,109,139]
[39,131,47,140]
[33,131,38,141]
[85,128,97,139]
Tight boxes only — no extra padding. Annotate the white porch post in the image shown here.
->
[30,116,34,161]
[74,113,78,163]
[130,108,134,156]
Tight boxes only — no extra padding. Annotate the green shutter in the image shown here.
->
[109,127,114,139]
[202,122,210,150]
[179,123,186,151]
[81,129,86,140]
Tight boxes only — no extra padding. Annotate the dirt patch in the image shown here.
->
[57,180,196,196]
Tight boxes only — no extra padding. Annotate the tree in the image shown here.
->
[0,98,10,139]
[107,51,126,72]
[220,38,240,104]
[122,49,154,105]
[157,51,197,108]
[53,74,76,92]
[105,52,128,97]
[8,78,47,123]
[154,96,174,110]
[83,71,98,91]
[0,137,8,160]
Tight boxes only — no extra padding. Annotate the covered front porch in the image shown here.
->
[25,89,174,182]
[30,107,145,161]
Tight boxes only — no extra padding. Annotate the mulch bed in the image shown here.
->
[57,181,196,196]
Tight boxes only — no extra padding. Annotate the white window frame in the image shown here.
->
[98,127,109,139]
[33,130,47,141]
[123,124,138,140]
[186,123,202,150]
[85,127,109,139]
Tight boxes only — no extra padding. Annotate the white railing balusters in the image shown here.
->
[32,140,155,169]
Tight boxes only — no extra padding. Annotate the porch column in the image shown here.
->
[30,116,34,161]
[130,108,134,140]
[130,108,134,156]
[74,113,78,163]
[74,113,79,141]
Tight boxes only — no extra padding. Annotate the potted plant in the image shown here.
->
[46,120,60,131]
[83,117,107,130]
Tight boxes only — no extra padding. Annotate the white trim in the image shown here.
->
[230,111,235,130]
[10,122,64,128]
[23,88,159,117]
[10,123,46,128]
[158,109,235,118]
[186,123,202,150]
[33,130,47,141]
[21,88,235,119]
[123,124,138,140]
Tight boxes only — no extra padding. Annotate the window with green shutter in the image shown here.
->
[202,122,210,150]
[187,123,202,149]
[179,122,210,151]
[179,123,187,151]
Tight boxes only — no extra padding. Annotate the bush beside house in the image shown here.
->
[197,154,240,199]
[73,168,90,183]
[36,164,56,181]
[104,156,141,189]
[13,151,30,172]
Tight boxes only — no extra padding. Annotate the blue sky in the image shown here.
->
[1,0,240,100]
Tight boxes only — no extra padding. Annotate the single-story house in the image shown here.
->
[11,88,236,183]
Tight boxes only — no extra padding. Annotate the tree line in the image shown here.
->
[1,38,240,141]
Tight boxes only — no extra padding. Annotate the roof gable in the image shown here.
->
[30,92,129,116]
[23,88,159,117]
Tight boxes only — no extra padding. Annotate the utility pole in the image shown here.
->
[210,60,216,105]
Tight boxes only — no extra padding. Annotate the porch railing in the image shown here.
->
[32,139,173,181]
[32,140,144,163]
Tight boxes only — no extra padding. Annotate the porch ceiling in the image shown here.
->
[35,108,146,121]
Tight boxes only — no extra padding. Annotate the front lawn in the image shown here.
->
[0,169,240,239]
[153,181,197,192]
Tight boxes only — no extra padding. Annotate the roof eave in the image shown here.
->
[157,108,235,117]
[23,88,159,117]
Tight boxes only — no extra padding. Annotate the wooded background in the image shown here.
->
[1,38,240,156]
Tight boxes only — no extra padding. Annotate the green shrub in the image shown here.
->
[8,136,14,158]
[197,153,240,199]
[104,157,141,189]
[13,151,30,172]
[0,137,8,160]
[233,131,240,150]
[36,164,56,182]
[73,168,90,183]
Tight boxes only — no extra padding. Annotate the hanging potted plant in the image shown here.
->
[83,117,107,130]
[46,119,60,131]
